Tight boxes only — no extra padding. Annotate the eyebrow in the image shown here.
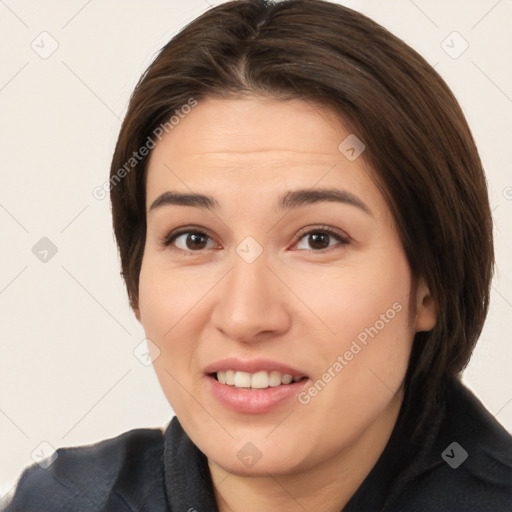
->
[149,187,372,216]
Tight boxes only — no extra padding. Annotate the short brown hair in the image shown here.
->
[109,0,493,432]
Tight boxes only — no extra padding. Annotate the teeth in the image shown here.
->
[225,370,235,385]
[268,371,282,387]
[234,371,251,388]
[215,370,303,389]
[281,374,293,385]
[251,371,269,389]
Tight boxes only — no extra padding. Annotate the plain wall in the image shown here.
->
[1,0,511,501]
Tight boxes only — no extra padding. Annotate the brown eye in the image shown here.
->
[165,230,216,251]
[295,227,350,252]
[306,232,331,250]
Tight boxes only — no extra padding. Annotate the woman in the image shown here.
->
[5,0,512,510]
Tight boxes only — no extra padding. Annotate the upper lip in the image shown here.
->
[204,357,308,378]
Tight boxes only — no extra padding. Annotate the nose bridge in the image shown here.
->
[233,247,272,298]
[210,245,290,341]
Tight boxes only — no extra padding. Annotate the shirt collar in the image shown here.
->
[164,416,219,511]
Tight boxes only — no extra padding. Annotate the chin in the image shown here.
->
[208,446,308,477]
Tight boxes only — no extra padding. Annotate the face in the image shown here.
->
[136,96,436,476]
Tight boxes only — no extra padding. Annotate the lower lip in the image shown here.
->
[206,375,309,414]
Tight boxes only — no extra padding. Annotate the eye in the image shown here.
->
[162,225,349,254]
[163,229,217,252]
[294,226,350,252]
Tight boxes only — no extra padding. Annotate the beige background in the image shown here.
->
[1,0,511,501]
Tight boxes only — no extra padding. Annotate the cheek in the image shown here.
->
[137,255,217,390]
[292,251,414,404]
[137,260,198,415]
[296,255,412,353]
[137,260,190,370]
[138,257,202,336]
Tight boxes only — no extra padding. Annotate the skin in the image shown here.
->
[135,96,436,512]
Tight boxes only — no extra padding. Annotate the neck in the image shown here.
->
[208,390,403,512]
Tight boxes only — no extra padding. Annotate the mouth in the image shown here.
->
[203,358,310,414]
[210,370,308,390]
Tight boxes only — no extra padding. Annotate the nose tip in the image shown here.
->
[210,256,291,343]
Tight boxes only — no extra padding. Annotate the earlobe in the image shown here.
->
[415,282,437,333]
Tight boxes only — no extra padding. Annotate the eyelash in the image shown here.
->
[161,225,350,254]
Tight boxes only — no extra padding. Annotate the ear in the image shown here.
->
[133,306,142,323]
[415,279,437,332]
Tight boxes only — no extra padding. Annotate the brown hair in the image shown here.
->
[109,0,494,432]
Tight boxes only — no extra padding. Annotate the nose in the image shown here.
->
[210,252,291,343]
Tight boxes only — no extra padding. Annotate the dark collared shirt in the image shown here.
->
[4,376,512,511]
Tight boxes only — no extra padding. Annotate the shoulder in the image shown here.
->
[393,377,512,511]
[3,427,167,512]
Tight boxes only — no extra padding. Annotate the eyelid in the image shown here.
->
[161,226,219,248]
[293,224,351,245]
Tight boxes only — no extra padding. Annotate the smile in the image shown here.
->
[214,370,306,389]
[203,358,310,414]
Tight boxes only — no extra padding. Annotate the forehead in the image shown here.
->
[145,96,389,221]
[151,96,347,157]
